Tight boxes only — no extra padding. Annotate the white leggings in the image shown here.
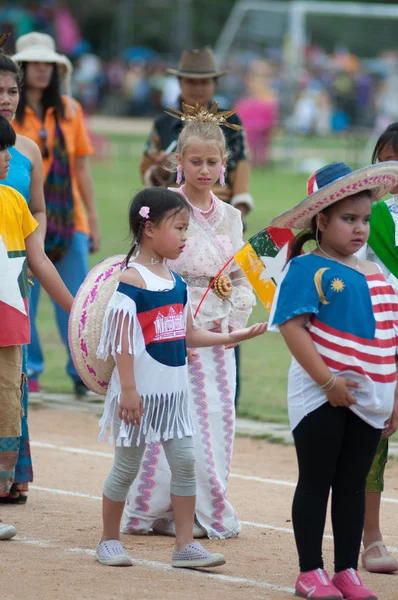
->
[104,432,196,503]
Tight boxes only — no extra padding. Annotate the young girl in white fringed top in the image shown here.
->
[95,187,265,568]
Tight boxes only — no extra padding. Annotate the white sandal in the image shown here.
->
[362,541,398,573]
[0,520,16,540]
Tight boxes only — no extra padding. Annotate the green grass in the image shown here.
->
[36,134,308,422]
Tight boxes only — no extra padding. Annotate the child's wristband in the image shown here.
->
[323,376,336,392]
[319,374,334,389]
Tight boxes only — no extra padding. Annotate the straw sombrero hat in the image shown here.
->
[270,161,398,230]
[167,46,225,79]
[68,255,125,395]
[12,32,72,78]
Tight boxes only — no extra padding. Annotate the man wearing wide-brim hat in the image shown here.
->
[139,47,254,215]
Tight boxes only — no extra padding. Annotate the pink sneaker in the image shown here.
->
[332,569,377,600]
[295,569,343,599]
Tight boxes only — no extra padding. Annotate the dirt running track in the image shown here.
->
[2,408,398,600]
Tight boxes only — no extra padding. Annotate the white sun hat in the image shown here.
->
[270,161,398,230]
[12,32,73,78]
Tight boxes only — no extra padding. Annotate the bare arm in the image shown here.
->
[75,155,101,253]
[27,141,46,245]
[114,314,144,426]
[279,314,333,385]
[139,130,173,187]
[186,309,267,348]
[25,231,73,313]
[279,314,358,407]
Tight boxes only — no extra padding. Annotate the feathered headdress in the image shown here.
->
[165,101,244,131]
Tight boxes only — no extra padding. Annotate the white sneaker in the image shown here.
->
[0,521,17,540]
[152,518,207,538]
[172,541,226,569]
[95,540,133,566]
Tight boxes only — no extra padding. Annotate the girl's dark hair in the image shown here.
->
[0,50,22,88]
[0,114,16,150]
[372,122,398,164]
[124,187,191,265]
[15,62,65,124]
[289,190,372,260]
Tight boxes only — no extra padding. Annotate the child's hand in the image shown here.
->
[227,322,268,346]
[326,376,358,408]
[119,389,144,427]
[382,401,398,438]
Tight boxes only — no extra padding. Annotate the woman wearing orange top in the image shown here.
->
[12,32,101,398]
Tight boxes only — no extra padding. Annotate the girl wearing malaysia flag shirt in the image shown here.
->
[268,161,398,600]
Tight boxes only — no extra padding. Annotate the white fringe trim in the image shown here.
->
[97,307,135,360]
[98,390,194,447]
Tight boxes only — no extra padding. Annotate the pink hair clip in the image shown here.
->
[139,206,150,219]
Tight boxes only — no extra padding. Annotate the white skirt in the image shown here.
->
[122,344,240,539]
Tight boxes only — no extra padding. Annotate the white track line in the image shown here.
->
[29,484,398,554]
[16,534,294,595]
[31,440,398,503]
[31,441,113,458]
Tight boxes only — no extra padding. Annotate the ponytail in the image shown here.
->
[289,218,317,260]
[124,219,145,267]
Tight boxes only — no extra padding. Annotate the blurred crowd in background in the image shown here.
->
[69,46,398,131]
[4,1,398,166]
[68,45,398,166]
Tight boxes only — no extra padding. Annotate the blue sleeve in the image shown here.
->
[270,258,321,327]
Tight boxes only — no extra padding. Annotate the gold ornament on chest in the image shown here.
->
[212,273,233,300]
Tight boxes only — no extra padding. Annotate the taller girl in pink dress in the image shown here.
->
[123,106,255,539]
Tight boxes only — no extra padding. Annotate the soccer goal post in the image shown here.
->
[215,1,398,70]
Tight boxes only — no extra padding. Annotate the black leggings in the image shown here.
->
[292,403,381,573]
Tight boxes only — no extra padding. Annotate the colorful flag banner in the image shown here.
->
[194,226,295,318]
[234,227,295,313]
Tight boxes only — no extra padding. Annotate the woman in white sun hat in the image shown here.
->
[12,32,101,400]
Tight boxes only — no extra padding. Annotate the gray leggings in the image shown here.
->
[104,427,196,503]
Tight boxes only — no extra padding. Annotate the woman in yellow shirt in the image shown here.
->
[12,32,101,399]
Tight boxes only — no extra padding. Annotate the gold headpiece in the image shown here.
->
[165,102,244,132]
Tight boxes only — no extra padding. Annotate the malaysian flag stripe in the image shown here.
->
[375,320,397,331]
[311,325,397,354]
[370,291,398,302]
[314,343,396,375]
[372,303,398,313]
[374,314,398,324]
[311,318,397,347]
[320,355,397,383]
[310,330,396,364]
[366,273,388,282]
[369,286,397,298]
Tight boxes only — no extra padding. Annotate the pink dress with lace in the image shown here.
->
[123,191,255,538]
